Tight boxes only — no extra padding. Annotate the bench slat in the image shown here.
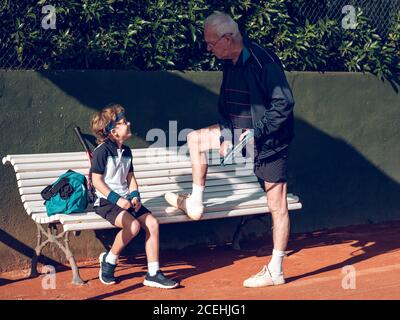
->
[156,203,303,224]
[21,184,263,203]
[24,183,265,214]
[31,213,62,224]
[16,169,90,181]
[62,221,115,231]
[148,194,300,213]
[7,154,89,165]
[14,161,89,173]
[137,169,255,186]
[61,202,302,232]
[14,163,246,181]
[18,174,257,192]
[24,192,300,217]
[19,180,262,200]
[135,182,262,199]
[12,159,252,174]
[2,147,179,162]
[18,169,256,196]
[3,148,246,164]
[139,175,257,192]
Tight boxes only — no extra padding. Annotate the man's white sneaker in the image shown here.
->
[243,265,285,288]
[164,192,204,220]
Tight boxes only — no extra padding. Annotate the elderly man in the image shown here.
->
[165,11,295,287]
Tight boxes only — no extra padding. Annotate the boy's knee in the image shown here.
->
[129,220,141,236]
[146,216,159,234]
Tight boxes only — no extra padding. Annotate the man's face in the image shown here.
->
[204,27,231,60]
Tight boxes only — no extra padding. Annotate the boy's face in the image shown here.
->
[111,117,132,141]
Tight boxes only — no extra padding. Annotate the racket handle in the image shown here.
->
[73,127,91,153]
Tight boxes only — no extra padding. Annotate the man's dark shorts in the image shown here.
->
[94,198,151,226]
[254,147,289,191]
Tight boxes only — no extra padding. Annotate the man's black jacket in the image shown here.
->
[218,39,295,162]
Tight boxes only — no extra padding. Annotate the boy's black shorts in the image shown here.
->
[94,198,151,226]
[254,148,289,191]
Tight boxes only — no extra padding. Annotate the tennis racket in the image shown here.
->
[73,126,96,202]
[220,130,254,166]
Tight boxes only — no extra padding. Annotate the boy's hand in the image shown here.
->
[117,198,132,210]
[131,197,142,212]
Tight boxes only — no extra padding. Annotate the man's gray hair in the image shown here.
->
[204,11,240,37]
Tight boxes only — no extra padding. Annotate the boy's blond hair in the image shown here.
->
[90,104,125,144]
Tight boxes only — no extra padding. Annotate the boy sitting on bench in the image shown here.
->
[90,104,179,289]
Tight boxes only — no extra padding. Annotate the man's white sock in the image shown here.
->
[267,249,286,275]
[188,183,204,205]
[105,251,119,265]
[148,261,160,276]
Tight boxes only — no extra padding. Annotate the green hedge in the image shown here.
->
[1,0,399,80]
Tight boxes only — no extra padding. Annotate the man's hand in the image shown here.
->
[219,140,233,157]
[131,197,142,212]
[239,130,254,145]
[117,197,132,210]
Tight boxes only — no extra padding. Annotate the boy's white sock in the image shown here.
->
[148,261,160,276]
[106,251,119,265]
[188,183,204,205]
[267,249,286,275]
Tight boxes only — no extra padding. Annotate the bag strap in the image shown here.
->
[40,177,69,201]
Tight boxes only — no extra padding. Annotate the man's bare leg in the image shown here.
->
[186,124,221,186]
[164,124,221,220]
[265,182,290,276]
[243,181,289,287]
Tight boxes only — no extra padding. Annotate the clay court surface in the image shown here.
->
[1,221,400,300]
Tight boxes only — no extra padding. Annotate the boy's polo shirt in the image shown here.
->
[90,139,133,206]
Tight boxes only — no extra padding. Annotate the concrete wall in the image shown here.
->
[0,70,399,272]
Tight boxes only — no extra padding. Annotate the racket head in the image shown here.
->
[220,130,254,166]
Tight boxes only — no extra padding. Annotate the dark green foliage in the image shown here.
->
[0,0,398,79]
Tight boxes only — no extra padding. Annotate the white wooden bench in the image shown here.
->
[2,147,302,284]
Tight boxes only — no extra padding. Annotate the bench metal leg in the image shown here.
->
[62,232,85,285]
[232,215,270,250]
[232,217,246,250]
[29,223,85,285]
[30,223,46,278]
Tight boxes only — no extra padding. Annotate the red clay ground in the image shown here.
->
[1,221,400,300]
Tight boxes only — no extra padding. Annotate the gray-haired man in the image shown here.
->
[165,11,295,287]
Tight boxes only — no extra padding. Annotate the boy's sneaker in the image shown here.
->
[164,192,204,220]
[243,265,285,288]
[99,252,116,285]
[143,270,179,289]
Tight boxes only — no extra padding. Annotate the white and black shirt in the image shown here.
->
[90,139,133,206]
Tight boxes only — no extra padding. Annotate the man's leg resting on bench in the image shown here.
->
[243,182,290,287]
[165,124,221,220]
